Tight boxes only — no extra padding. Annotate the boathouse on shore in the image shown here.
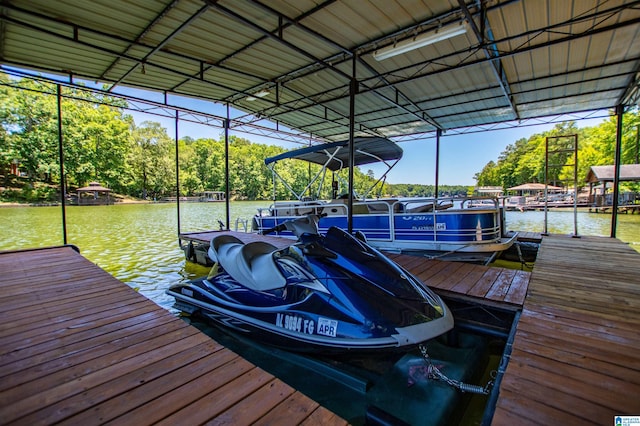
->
[586,164,640,207]
[76,182,113,205]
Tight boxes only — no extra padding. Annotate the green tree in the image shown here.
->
[1,75,132,192]
[127,121,176,199]
[2,79,59,183]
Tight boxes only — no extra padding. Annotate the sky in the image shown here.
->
[6,67,610,186]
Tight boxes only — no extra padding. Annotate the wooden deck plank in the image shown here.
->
[484,268,517,302]
[154,367,275,426]
[503,375,613,423]
[57,349,239,425]
[16,339,222,425]
[105,358,258,425]
[0,314,182,391]
[502,347,637,410]
[513,231,543,243]
[211,378,297,425]
[254,391,323,426]
[503,270,530,304]
[0,302,160,361]
[495,385,600,425]
[387,252,425,270]
[433,261,476,290]
[300,408,350,426]
[510,331,640,385]
[524,301,639,333]
[3,331,207,423]
[1,291,147,339]
[491,235,640,425]
[410,257,444,276]
[515,314,640,359]
[467,267,503,298]
[382,249,531,308]
[0,299,160,354]
[0,246,344,425]
[57,348,239,425]
[448,264,491,294]
[2,287,136,331]
[413,259,451,282]
[420,260,469,288]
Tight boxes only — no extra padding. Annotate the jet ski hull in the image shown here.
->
[167,221,454,354]
[168,274,453,354]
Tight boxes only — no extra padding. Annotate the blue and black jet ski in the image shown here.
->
[167,215,453,354]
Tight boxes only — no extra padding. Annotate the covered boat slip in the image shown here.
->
[166,230,640,422]
[2,235,639,425]
[0,246,345,425]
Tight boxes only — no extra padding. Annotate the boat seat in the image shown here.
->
[210,235,286,292]
[322,199,347,216]
[406,203,434,213]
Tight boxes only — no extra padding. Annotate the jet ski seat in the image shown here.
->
[210,235,287,292]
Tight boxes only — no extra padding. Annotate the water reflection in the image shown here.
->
[2,202,639,309]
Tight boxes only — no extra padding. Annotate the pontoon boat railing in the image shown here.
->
[254,196,503,243]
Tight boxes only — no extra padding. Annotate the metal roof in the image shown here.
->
[507,183,564,191]
[586,164,640,182]
[1,0,639,142]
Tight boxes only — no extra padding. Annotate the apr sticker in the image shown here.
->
[317,317,338,337]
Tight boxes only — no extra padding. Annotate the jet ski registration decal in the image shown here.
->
[275,314,338,337]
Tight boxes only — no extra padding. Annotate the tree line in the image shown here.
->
[0,74,399,202]
[474,114,640,191]
[3,73,638,203]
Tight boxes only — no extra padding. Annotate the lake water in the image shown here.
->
[2,201,639,309]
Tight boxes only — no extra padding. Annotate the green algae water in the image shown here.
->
[1,202,639,308]
[0,201,262,309]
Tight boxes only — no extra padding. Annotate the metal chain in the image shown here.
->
[419,344,494,395]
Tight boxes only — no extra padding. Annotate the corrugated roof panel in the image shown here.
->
[129,1,208,48]
[518,91,617,118]
[5,27,118,78]
[224,1,341,59]
[1,0,638,140]
[166,12,266,64]
[223,40,314,82]
[299,0,449,49]
[24,0,168,39]
[200,68,263,93]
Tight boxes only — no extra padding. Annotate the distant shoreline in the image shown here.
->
[0,198,152,207]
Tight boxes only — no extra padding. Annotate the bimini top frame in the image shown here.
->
[264,136,403,201]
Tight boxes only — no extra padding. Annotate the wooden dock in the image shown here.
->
[491,235,640,425]
[0,246,346,425]
[386,252,530,310]
[3,231,639,425]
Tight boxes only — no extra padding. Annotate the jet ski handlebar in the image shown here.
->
[260,213,327,238]
[260,222,287,236]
